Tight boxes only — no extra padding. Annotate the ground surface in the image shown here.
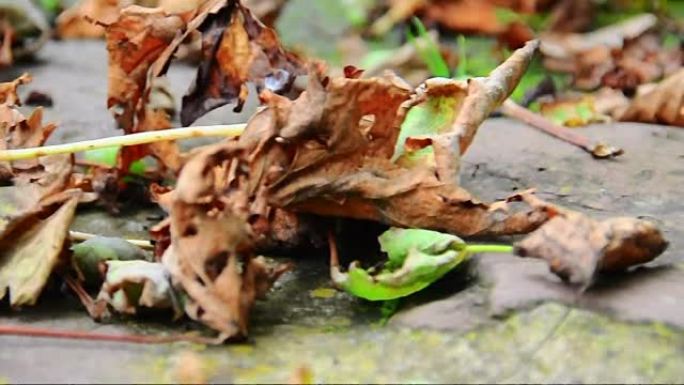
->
[1,40,683,383]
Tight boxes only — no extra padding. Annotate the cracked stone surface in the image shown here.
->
[1,40,683,383]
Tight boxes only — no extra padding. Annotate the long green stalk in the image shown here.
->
[0,123,246,161]
[464,244,514,254]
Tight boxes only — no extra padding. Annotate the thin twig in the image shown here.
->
[69,230,154,250]
[501,99,623,159]
[0,323,219,345]
[62,275,108,320]
[0,124,246,162]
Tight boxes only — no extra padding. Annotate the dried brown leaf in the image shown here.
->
[515,211,668,287]
[0,194,80,306]
[164,142,290,340]
[619,68,684,127]
[178,0,307,126]
[237,42,554,238]
[0,73,31,105]
[105,5,185,172]
[57,0,121,39]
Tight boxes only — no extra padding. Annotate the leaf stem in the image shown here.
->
[464,244,514,254]
[0,123,246,161]
[500,99,623,159]
[68,230,154,250]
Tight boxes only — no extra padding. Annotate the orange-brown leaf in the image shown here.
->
[179,0,307,125]
[515,212,668,287]
[619,69,684,127]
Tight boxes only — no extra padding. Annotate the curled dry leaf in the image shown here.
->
[0,76,83,237]
[164,142,291,340]
[96,259,182,317]
[0,74,58,180]
[514,211,668,288]
[177,0,307,126]
[147,44,534,257]
[247,42,554,237]
[105,5,185,172]
[105,0,306,172]
[619,68,684,127]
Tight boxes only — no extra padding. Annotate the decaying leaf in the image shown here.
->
[0,75,82,238]
[177,0,307,125]
[0,72,31,105]
[71,236,150,285]
[392,78,467,167]
[104,0,307,173]
[619,68,684,127]
[105,5,185,172]
[0,195,80,306]
[0,74,58,180]
[96,259,182,317]
[146,18,668,339]
[56,0,202,38]
[331,228,468,301]
[514,211,668,288]
[163,142,291,340]
[247,41,554,237]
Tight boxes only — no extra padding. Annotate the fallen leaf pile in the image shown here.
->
[151,36,665,339]
[0,0,674,344]
[541,14,682,92]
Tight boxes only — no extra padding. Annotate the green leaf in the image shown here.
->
[71,236,150,285]
[392,85,465,166]
[331,228,467,301]
[82,146,147,176]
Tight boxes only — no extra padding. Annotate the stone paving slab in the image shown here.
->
[1,40,683,383]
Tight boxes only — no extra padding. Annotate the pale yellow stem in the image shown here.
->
[69,230,154,250]
[0,124,246,161]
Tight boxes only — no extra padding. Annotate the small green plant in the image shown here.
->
[407,17,450,78]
